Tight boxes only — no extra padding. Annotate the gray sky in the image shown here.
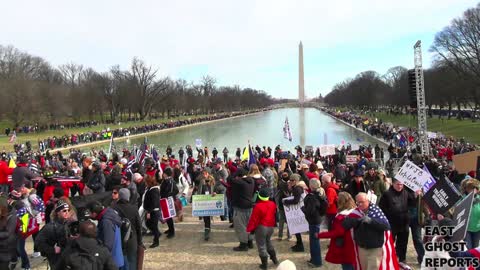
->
[1,0,477,99]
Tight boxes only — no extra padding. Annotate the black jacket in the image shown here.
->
[143,186,160,213]
[87,170,106,193]
[55,237,118,270]
[160,177,177,198]
[275,179,289,210]
[342,208,390,249]
[114,200,142,246]
[283,185,304,206]
[302,191,324,225]
[378,187,416,231]
[12,164,37,189]
[35,218,69,268]
[231,176,255,209]
[346,179,369,199]
[0,209,17,263]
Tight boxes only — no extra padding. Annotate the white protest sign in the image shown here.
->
[195,139,202,148]
[394,160,430,191]
[319,145,336,156]
[283,196,309,235]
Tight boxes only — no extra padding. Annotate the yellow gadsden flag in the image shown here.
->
[8,158,16,168]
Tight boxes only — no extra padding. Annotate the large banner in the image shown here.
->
[394,160,430,192]
[451,192,475,242]
[452,150,480,174]
[192,194,225,217]
[160,196,176,220]
[423,177,462,214]
[283,196,309,235]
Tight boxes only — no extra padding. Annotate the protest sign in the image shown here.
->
[195,138,202,148]
[192,194,225,217]
[452,150,480,174]
[450,192,475,242]
[346,155,357,165]
[422,165,437,193]
[394,160,430,192]
[319,145,336,156]
[423,176,462,214]
[160,196,176,220]
[283,196,309,235]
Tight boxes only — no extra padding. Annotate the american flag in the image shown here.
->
[349,204,399,270]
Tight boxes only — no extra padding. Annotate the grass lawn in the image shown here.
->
[0,114,213,151]
[361,112,480,145]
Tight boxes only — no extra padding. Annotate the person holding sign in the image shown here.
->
[246,188,279,270]
[462,179,480,249]
[197,168,217,241]
[283,174,307,252]
[143,175,161,248]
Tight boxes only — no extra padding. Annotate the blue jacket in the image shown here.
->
[97,207,124,268]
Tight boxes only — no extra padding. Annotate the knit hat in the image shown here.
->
[289,173,301,182]
[258,188,270,201]
[119,188,130,202]
[55,200,69,212]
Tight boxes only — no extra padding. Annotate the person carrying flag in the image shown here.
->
[342,192,399,270]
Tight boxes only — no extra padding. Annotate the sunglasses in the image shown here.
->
[112,191,118,194]
[61,209,69,213]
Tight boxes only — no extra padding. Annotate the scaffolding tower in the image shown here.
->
[413,41,430,156]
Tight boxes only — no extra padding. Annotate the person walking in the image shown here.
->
[302,179,326,268]
[246,188,279,270]
[196,168,217,241]
[55,221,118,270]
[283,173,306,252]
[160,167,177,238]
[142,175,161,248]
[231,168,255,251]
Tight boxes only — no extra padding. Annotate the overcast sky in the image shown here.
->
[1,0,477,99]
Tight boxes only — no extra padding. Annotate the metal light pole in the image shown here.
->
[414,41,430,156]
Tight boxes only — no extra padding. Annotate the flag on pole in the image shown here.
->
[9,131,16,143]
[241,144,256,166]
[283,117,292,142]
[8,157,16,168]
[348,205,399,270]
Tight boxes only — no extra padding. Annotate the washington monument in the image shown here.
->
[299,41,305,103]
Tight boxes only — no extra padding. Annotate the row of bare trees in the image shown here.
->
[0,47,275,128]
[324,3,480,117]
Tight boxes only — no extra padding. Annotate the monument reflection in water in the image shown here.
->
[90,108,385,156]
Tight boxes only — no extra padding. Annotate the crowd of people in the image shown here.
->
[9,108,269,152]
[0,108,479,270]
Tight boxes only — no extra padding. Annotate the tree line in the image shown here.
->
[0,47,278,128]
[324,3,480,118]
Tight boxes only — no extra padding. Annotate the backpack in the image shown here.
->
[114,208,132,248]
[318,194,329,216]
[66,250,100,270]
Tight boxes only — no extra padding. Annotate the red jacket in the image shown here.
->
[0,160,13,185]
[317,210,355,265]
[325,183,339,215]
[246,200,276,232]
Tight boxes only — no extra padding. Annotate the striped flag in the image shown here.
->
[9,131,16,143]
[349,205,399,270]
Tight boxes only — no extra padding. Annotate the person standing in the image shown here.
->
[223,147,229,163]
[302,179,326,268]
[317,192,357,270]
[246,188,279,270]
[231,168,255,251]
[283,174,306,252]
[378,179,417,266]
[35,200,70,270]
[142,175,161,248]
[322,173,339,230]
[0,155,13,194]
[342,192,391,270]
[55,221,118,270]
[197,169,217,241]
[160,167,177,238]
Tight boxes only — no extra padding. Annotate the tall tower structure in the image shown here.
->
[299,41,305,104]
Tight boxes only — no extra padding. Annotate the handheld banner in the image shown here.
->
[283,196,309,235]
[192,194,225,217]
[394,160,430,192]
[450,192,475,242]
[160,196,176,220]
